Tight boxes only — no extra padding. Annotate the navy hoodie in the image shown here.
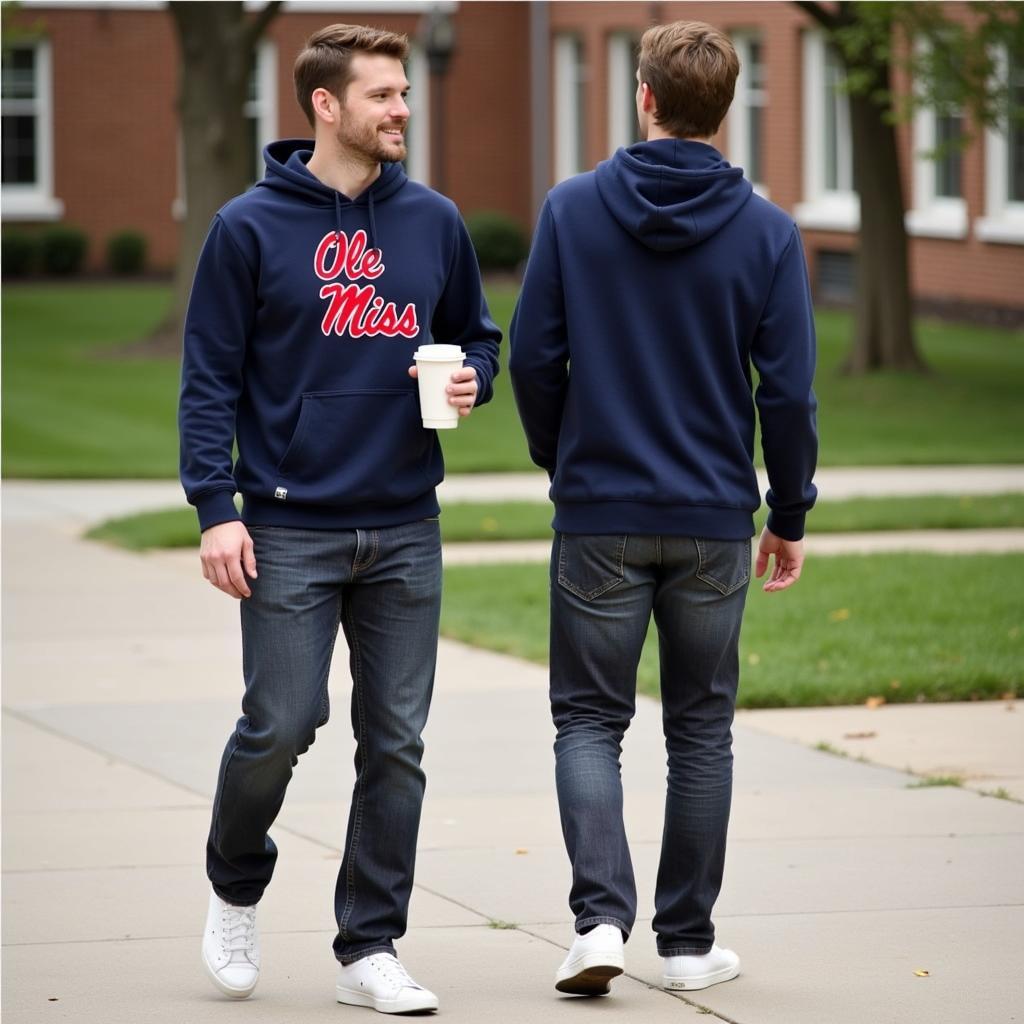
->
[179,140,501,532]
[509,140,817,541]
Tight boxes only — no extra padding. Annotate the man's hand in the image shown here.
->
[200,521,257,599]
[408,364,479,418]
[755,527,804,593]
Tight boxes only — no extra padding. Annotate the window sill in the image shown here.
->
[905,203,968,240]
[794,193,859,233]
[974,215,1024,246]
[0,192,65,222]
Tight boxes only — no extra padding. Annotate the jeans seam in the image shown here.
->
[659,945,713,956]
[209,731,241,852]
[338,600,368,941]
[557,533,628,601]
[353,529,380,576]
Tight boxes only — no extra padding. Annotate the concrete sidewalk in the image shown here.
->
[3,486,1023,1024]
[5,462,1024,526]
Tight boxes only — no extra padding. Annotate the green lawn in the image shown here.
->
[439,554,1022,708]
[3,283,1023,477]
[85,493,1024,552]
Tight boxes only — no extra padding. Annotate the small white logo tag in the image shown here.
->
[274,487,288,500]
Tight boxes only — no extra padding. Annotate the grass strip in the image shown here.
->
[85,493,1024,552]
[439,553,1022,708]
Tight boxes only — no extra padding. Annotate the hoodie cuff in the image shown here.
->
[465,357,493,406]
[195,490,241,533]
[765,509,806,542]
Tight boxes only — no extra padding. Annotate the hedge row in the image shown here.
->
[2,228,147,276]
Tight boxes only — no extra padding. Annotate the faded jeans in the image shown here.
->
[549,532,750,956]
[206,520,442,964]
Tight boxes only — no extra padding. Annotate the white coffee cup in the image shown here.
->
[413,343,465,429]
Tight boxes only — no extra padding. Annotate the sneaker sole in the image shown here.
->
[202,953,258,1000]
[336,984,438,1014]
[555,954,625,996]
[662,964,740,992]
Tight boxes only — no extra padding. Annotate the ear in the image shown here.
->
[639,82,656,115]
[311,86,339,125]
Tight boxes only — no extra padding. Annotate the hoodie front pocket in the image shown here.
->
[276,388,434,505]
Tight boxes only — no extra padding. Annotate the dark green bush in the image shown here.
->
[40,226,88,275]
[106,230,147,275]
[465,211,528,272]
[2,231,38,276]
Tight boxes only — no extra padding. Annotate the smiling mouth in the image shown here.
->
[380,126,406,138]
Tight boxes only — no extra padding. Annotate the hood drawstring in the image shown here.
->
[333,184,380,256]
[367,190,379,256]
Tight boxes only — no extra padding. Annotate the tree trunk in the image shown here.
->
[845,56,928,374]
[156,2,279,348]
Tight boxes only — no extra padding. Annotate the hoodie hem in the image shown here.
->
[552,501,754,540]
[242,492,439,531]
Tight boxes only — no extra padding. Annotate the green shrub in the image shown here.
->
[40,226,88,275]
[2,231,38,276]
[465,210,528,272]
[106,230,147,275]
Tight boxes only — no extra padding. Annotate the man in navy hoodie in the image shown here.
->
[510,21,816,997]
[179,23,500,1013]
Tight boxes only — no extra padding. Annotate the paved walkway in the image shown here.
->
[3,479,1023,1023]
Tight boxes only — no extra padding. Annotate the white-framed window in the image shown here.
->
[976,45,1024,245]
[1,38,64,221]
[244,39,278,185]
[607,32,641,154]
[172,40,278,220]
[728,33,768,196]
[795,31,858,232]
[404,43,430,185]
[554,34,586,182]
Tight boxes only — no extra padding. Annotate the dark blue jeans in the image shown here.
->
[549,532,750,956]
[206,520,442,964]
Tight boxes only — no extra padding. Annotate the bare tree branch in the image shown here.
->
[244,0,283,49]
[793,1,839,31]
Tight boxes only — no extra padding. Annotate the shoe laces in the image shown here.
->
[220,904,257,959]
[370,953,421,991]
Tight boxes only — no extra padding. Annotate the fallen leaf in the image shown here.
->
[747,653,761,666]
[843,731,877,740]
[480,517,500,533]
[865,696,886,709]
[914,969,930,978]
[890,679,901,690]
[1001,692,1016,702]
[515,848,529,855]
[828,608,851,623]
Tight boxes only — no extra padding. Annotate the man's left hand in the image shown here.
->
[408,364,478,418]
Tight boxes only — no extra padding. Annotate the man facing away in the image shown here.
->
[178,24,500,1013]
[509,21,817,997]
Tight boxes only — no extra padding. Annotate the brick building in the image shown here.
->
[2,1,1022,313]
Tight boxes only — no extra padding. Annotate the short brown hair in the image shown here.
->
[638,21,739,139]
[293,23,409,127]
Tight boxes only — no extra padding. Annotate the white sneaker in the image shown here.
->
[662,944,740,991]
[335,953,439,1014]
[201,891,260,999]
[554,924,625,995]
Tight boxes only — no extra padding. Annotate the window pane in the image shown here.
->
[748,39,764,90]
[1009,50,1024,203]
[748,106,762,184]
[825,46,841,191]
[1,114,37,183]
[1,48,36,100]
[934,113,962,198]
[627,37,642,144]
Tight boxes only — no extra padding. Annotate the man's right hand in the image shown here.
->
[200,521,257,599]
[755,527,804,593]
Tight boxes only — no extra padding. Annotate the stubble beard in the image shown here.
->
[336,112,407,165]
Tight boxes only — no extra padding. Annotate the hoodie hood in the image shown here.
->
[258,138,407,251]
[594,139,752,251]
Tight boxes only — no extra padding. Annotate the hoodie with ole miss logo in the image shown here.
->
[179,139,502,532]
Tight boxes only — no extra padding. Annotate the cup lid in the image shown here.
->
[414,343,464,362]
